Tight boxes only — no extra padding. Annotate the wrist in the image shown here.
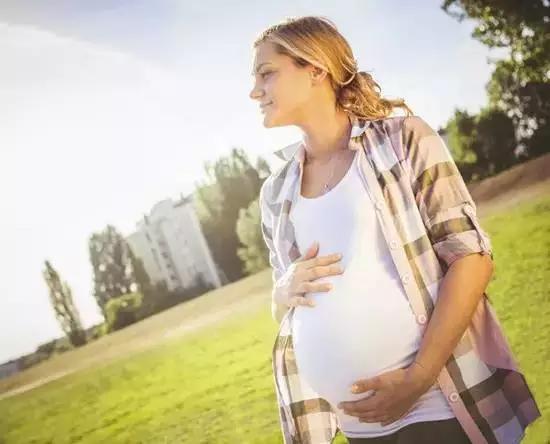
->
[407,360,437,391]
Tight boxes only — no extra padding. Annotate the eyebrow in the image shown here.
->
[251,62,272,76]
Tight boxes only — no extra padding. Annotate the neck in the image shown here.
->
[299,108,352,163]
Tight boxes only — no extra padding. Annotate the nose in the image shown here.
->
[249,83,264,101]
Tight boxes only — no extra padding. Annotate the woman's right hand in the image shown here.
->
[273,241,345,308]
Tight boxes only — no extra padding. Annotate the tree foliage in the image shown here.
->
[88,225,138,318]
[445,107,517,180]
[442,0,549,158]
[42,260,86,347]
[236,198,269,274]
[194,148,271,281]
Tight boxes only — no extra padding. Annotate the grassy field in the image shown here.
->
[0,194,548,443]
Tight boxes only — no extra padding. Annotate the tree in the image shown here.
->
[445,109,479,164]
[441,0,548,82]
[194,149,271,282]
[126,247,155,320]
[88,225,136,318]
[442,0,549,158]
[445,107,517,180]
[42,260,86,347]
[475,107,517,174]
[445,109,486,181]
[104,292,144,332]
[236,197,270,274]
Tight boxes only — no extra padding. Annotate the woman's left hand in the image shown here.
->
[337,362,435,426]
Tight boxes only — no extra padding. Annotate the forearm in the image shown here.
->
[411,252,494,385]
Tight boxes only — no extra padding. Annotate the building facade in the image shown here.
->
[126,194,224,292]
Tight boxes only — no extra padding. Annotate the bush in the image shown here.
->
[236,197,270,275]
[35,340,57,356]
[85,323,107,341]
[104,292,144,332]
[135,277,214,319]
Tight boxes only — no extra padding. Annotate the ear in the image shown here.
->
[310,66,327,84]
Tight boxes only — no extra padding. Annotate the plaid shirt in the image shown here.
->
[259,114,541,444]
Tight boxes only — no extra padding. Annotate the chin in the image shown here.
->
[263,114,278,128]
[263,112,291,128]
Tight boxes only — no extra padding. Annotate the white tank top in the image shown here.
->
[289,149,455,438]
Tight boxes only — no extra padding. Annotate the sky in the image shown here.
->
[0,0,507,363]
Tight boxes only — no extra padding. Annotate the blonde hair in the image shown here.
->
[253,15,414,121]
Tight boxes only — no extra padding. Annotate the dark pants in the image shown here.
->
[345,418,471,444]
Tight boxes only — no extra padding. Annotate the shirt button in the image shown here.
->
[416,314,427,325]
[389,240,399,249]
[402,273,410,285]
[375,200,384,211]
[464,205,474,215]
[449,392,460,402]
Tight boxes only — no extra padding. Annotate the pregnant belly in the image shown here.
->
[291,275,424,410]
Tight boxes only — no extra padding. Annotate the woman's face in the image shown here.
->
[249,42,318,128]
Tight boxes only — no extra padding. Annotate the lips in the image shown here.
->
[260,101,273,109]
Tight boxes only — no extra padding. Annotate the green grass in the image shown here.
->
[0,195,548,443]
[0,311,281,444]
[479,194,550,443]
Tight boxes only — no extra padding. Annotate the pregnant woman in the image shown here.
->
[251,15,541,444]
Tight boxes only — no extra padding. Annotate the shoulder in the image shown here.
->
[371,115,436,139]
[398,116,453,174]
[379,115,443,159]
[401,115,438,138]
[367,116,438,150]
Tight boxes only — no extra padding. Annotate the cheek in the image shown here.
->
[287,82,310,106]
[269,76,309,114]
[274,86,302,109]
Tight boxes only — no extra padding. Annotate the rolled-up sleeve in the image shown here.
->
[259,179,289,323]
[402,116,494,270]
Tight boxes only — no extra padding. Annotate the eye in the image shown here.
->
[261,71,271,78]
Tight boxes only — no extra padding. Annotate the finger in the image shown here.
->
[299,241,319,261]
[385,406,414,425]
[351,375,384,394]
[302,252,342,268]
[308,264,344,280]
[358,416,381,423]
[380,417,398,427]
[342,395,379,416]
[297,281,333,293]
[359,414,391,424]
[288,295,315,307]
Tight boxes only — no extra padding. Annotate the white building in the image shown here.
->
[126,194,224,292]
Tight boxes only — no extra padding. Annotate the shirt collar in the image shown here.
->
[272,114,374,163]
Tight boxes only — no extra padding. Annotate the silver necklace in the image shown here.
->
[305,148,344,194]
